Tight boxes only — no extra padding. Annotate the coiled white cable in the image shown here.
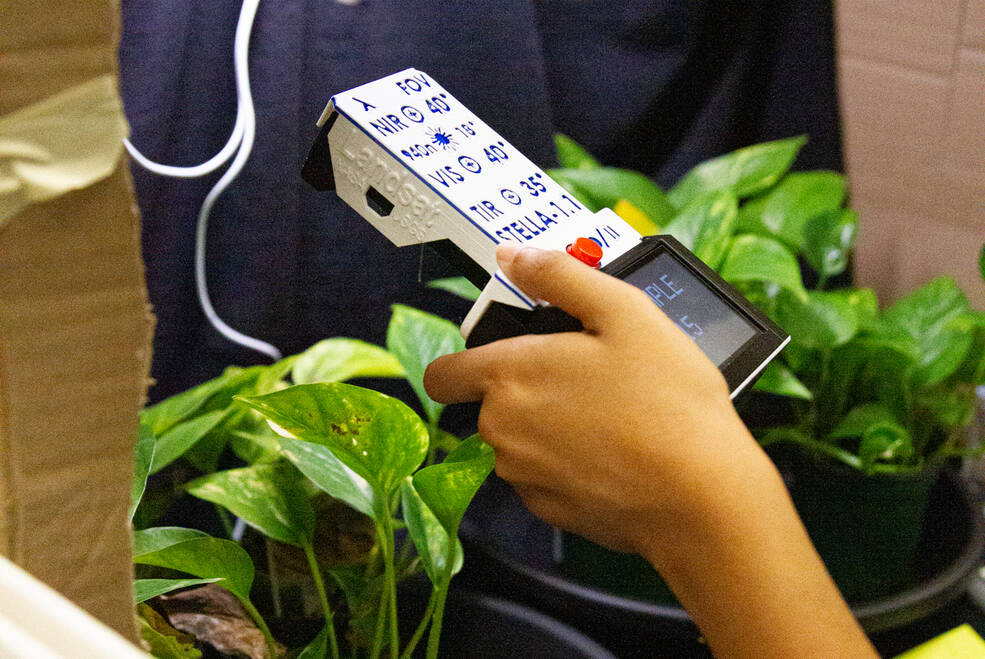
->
[125,0,282,361]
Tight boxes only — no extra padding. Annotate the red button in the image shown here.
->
[566,237,603,268]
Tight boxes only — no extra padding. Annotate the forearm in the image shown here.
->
[642,448,878,659]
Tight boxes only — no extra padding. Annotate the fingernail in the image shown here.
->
[496,242,522,266]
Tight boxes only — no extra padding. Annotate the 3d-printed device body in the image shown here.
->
[302,69,789,397]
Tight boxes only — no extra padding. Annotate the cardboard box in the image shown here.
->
[0,0,152,643]
[836,0,985,310]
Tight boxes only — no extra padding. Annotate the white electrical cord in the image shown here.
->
[125,0,282,361]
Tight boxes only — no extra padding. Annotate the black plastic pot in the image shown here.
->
[265,577,616,658]
[783,453,942,602]
[458,468,983,657]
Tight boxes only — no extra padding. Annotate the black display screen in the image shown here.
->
[623,252,757,366]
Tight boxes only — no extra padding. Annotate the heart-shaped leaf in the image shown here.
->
[133,527,210,555]
[292,338,404,385]
[858,422,914,471]
[427,277,482,302]
[775,290,860,350]
[802,209,858,278]
[131,422,156,522]
[830,403,899,439]
[661,190,738,269]
[236,383,428,502]
[668,136,806,208]
[735,171,845,249]
[135,578,221,604]
[719,234,807,301]
[554,133,601,170]
[387,305,464,426]
[548,167,675,228]
[133,530,255,602]
[882,277,973,385]
[400,478,464,584]
[185,462,315,547]
[277,435,376,518]
[411,435,494,536]
[149,409,228,474]
[751,361,813,400]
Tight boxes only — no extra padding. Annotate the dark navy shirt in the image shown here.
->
[119,0,840,401]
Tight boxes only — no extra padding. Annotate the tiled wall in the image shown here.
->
[836,0,985,309]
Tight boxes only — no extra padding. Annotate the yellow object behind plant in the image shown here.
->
[894,624,985,658]
[613,199,659,236]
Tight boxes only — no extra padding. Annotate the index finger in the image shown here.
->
[423,342,504,404]
[496,243,650,333]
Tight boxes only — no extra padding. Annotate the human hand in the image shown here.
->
[423,243,773,557]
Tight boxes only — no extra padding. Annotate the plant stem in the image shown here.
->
[240,598,279,659]
[215,505,235,539]
[382,517,400,659]
[400,588,436,659]
[424,541,457,659]
[424,581,449,659]
[303,541,340,659]
[370,568,388,659]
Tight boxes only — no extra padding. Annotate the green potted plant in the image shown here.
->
[543,135,985,605]
[130,304,499,659]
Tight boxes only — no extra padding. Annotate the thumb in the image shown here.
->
[496,243,643,332]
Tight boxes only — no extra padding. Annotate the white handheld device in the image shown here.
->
[302,69,789,397]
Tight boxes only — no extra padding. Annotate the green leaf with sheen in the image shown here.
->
[277,435,376,518]
[236,383,428,501]
[149,409,228,474]
[735,171,845,249]
[131,422,156,523]
[660,190,738,269]
[858,422,914,471]
[427,276,482,302]
[400,479,464,584]
[882,277,973,385]
[668,136,806,208]
[387,304,464,426]
[411,435,494,535]
[292,338,404,385]
[719,234,807,301]
[830,403,900,439]
[554,133,601,170]
[802,209,858,278]
[185,462,315,546]
[140,369,244,436]
[134,578,221,603]
[775,290,859,350]
[133,526,209,556]
[751,361,813,400]
[547,167,676,228]
[132,533,255,601]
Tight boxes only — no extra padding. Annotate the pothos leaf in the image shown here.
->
[387,305,464,426]
[134,578,221,604]
[131,422,156,523]
[133,529,255,601]
[719,234,807,301]
[661,190,738,269]
[292,338,404,385]
[426,277,482,302]
[751,361,813,400]
[400,479,464,584]
[554,133,601,170]
[411,435,494,536]
[547,167,675,228]
[185,462,315,547]
[277,434,376,519]
[236,383,428,502]
[668,136,807,208]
